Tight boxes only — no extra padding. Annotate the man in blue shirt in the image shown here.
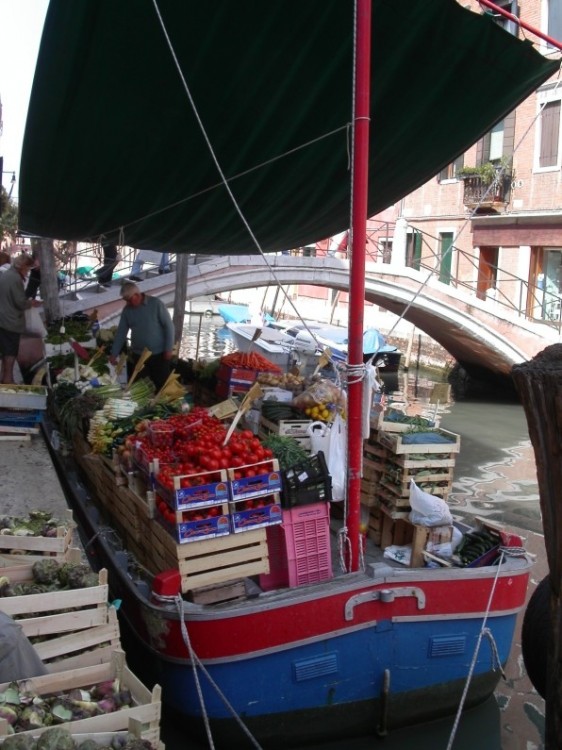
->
[109,281,175,390]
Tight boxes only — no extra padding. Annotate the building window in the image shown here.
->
[438,232,454,285]
[488,0,519,36]
[405,230,422,270]
[547,0,562,46]
[439,155,464,182]
[538,99,561,168]
[489,121,505,162]
[378,239,392,264]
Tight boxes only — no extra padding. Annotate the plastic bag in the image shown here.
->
[24,307,47,337]
[326,413,347,500]
[308,420,331,456]
[383,544,412,566]
[292,377,346,412]
[408,480,453,526]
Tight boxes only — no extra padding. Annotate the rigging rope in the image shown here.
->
[445,547,529,750]
[174,595,265,750]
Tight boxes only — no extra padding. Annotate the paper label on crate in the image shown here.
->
[230,471,282,500]
[177,515,231,543]
[175,481,229,505]
[232,503,282,532]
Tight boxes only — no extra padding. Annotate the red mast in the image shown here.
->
[346,0,372,572]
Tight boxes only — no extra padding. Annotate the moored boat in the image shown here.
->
[18,1,559,747]
[45,414,531,749]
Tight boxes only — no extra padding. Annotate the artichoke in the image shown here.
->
[31,559,61,585]
[0,734,35,750]
[76,741,100,750]
[36,726,75,750]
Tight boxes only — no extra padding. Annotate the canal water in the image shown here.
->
[160,315,545,750]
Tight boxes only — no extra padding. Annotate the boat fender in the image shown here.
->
[151,569,182,605]
[521,575,550,699]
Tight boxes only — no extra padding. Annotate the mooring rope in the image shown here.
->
[445,546,528,749]
[174,595,265,750]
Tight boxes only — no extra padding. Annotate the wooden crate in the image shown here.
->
[381,469,454,495]
[370,407,440,433]
[379,508,452,567]
[0,650,161,744]
[378,428,460,455]
[149,523,269,594]
[188,578,247,605]
[259,415,312,450]
[1,566,121,673]
[0,508,74,559]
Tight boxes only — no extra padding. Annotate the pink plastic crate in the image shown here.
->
[259,524,289,591]
[260,502,332,589]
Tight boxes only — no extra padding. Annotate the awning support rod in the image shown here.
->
[479,0,562,51]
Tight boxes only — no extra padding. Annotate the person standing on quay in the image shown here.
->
[0,254,41,384]
[109,281,175,390]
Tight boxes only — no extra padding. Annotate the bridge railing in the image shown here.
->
[58,244,177,297]
[407,231,562,334]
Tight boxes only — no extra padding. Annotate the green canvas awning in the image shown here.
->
[18,0,558,254]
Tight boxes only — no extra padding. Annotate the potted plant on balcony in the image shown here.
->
[456,161,498,184]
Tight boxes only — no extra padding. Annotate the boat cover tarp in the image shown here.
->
[19,1,558,253]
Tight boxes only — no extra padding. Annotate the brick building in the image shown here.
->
[291,1,562,330]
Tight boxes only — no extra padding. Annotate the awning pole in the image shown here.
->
[346,0,372,572]
[479,0,562,50]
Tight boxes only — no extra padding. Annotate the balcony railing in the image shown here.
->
[462,171,512,210]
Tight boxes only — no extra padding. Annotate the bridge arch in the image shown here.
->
[159,255,556,377]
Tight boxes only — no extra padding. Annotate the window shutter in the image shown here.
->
[540,100,561,168]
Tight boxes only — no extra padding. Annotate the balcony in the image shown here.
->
[461,169,512,212]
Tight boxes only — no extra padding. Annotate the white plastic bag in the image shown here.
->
[326,413,347,501]
[307,420,331,456]
[24,307,47,338]
[408,480,453,526]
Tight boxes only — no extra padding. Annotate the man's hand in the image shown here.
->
[163,351,173,360]
[109,355,118,366]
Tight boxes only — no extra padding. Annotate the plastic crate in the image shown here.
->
[260,503,332,588]
[281,451,332,508]
[0,385,47,410]
[259,524,289,591]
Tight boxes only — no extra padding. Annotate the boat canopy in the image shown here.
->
[19,0,558,254]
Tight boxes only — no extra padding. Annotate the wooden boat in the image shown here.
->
[47,417,532,748]
[19,1,559,747]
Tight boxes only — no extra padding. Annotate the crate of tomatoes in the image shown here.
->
[154,494,231,543]
[155,467,230,510]
[228,458,282,502]
[230,493,282,533]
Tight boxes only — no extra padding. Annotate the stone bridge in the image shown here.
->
[62,254,560,377]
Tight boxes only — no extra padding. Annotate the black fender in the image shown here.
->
[521,575,551,699]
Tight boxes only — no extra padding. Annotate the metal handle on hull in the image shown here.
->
[344,587,426,621]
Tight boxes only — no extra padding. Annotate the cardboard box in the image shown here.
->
[228,459,282,501]
[154,469,229,510]
[230,494,282,532]
[155,500,231,544]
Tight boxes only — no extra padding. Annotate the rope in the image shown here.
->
[174,595,265,750]
[445,550,507,750]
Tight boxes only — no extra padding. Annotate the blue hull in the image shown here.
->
[149,610,516,746]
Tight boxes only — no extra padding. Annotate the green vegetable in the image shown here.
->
[36,726,75,750]
[261,434,310,470]
[0,734,35,750]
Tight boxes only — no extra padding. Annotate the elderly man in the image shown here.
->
[0,254,41,383]
[109,281,175,390]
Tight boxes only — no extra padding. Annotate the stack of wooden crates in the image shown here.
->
[361,410,460,565]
